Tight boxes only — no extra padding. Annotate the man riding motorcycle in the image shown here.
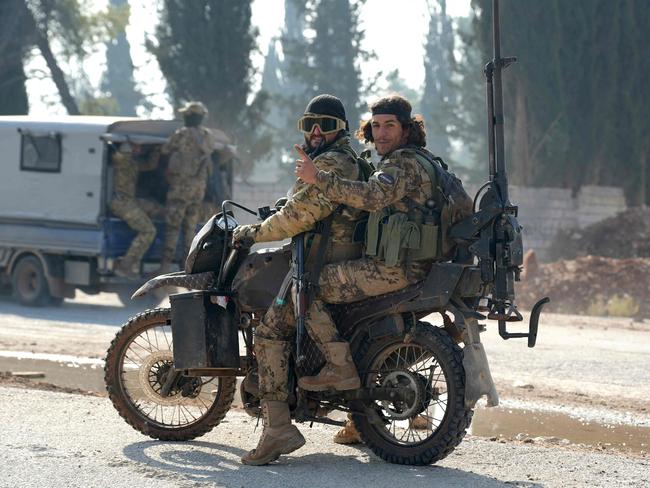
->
[233,94,366,465]
[296,94,453,445]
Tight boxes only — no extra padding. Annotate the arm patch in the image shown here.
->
[377,172,395,185]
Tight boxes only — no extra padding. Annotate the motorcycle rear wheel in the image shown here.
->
[352,322,473,465]
[104,307,236,441]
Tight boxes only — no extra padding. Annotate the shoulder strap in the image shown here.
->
[327,146,374,182]
[306,205,342,303]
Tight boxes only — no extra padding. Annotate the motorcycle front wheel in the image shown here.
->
[352,322,473,465]
[104,308,237,441]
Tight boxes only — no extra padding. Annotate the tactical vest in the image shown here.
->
[365,147,472,267]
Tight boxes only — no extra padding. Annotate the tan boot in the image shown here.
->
[241,400,305,466]
[298,342,361,392]
[333,415,362,445]
[409,415,432,430]
[114,257,139,280]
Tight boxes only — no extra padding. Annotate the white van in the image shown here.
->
[0,116,234,306]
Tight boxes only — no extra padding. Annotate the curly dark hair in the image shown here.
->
[355,95,427,148]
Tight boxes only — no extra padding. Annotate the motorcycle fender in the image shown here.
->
[462,319,499,408]
[367,314,405,341]
[131,271,216,299]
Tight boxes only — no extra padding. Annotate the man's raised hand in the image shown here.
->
[294,144,318,184]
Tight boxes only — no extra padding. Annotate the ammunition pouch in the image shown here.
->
[365,210,439,267]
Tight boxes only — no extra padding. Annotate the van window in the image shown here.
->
[20,132,62,172]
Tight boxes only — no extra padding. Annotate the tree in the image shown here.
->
[282,0,367,136]
[1,0,127,115]
[100,0,142,116]
[260,0,310,171]
[451,14,490,184]
[468,0,650,204]
[421,0,456,159]
[150,0,270,172]
[310,0,366,130]
[0,0,30,114]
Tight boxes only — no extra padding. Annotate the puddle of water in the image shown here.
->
[2,355,649,454]
[0,356,106,393]
[471,406,650,454]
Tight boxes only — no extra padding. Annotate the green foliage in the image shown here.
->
[452,15,487,181]
[100,0,142,115]
[27,0,128,59]
[587,293,640,317]
[284,0,367,133]
[0,0,30,114]
[260,0,310,171]
[586,295,608,317]
[466,0,650,203]
[384,70,422,112]
[260,0,369,177]
[307,0,365,128]
[79,96,119,115]
[421,0,456,159]
[607,294,640,318]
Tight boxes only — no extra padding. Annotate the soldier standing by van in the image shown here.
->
[159,101,215,272]
[110,142,160,279]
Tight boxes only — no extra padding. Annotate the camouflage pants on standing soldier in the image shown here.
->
[160,183,204,272]
[110,196,156,279]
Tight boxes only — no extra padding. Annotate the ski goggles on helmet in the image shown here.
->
[297,114,346,135]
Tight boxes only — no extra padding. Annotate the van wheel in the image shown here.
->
[12,256,52,307]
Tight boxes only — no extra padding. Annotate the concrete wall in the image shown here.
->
[510,185,626,261]
[231,180,627,261]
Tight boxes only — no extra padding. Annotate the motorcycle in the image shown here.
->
[104,199,547,467]
[103,0,548,466]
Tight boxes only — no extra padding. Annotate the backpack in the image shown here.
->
[410,147,474,258]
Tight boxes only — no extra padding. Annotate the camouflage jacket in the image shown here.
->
[252,136,365,244]
[314,145,435,213]
[111,147,159,199]
[162,126,215,183]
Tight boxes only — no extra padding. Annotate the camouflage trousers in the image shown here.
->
[161,183,206,264]
[255,257,423,401]
[109,195,156,265]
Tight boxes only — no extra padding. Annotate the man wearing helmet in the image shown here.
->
[160,101,216,272]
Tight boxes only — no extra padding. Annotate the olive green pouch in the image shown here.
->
[409,223,438,261]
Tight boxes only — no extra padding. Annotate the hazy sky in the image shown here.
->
[25,0,471,117]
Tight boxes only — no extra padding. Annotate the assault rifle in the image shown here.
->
[292,233,308,366]
[450,0,548,347]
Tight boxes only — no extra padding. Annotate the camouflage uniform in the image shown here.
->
[160,125,215,267]
[235,136,365,402]
[109,144,160,271]
[313,145,436,303]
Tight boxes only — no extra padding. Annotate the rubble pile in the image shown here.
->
[516,255,650,318]
[547,207,650,261]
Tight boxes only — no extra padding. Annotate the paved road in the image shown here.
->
[1,294,650,486]
[1,386,648,488]
[1,294,648,418]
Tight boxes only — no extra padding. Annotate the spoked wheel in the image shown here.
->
[104,308,236,440]
[352,322,473,465]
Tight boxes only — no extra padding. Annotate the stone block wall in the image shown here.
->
[510,185,626,261]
